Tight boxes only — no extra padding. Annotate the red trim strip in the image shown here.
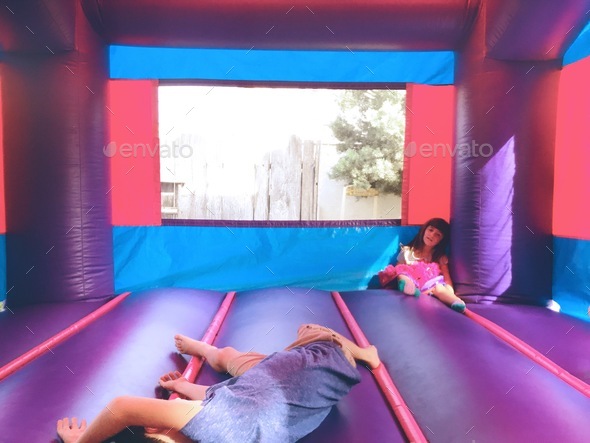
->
[169,291,236,400]
[464,309,590,398]
[0,292,131,381]
[331,291,428,443]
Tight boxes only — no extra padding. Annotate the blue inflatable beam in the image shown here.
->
[113,225,419,293]
[563,19,590,66]
[109,46,454,84]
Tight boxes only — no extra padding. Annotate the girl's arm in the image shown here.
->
[396,245,410,264]
[439,256,454,290]
[57,396,201,443]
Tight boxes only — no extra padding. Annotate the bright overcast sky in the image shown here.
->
[158,85,341,156]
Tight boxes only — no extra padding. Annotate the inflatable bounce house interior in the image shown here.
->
[1,1,589,441]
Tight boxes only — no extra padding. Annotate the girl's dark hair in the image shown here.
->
[407,217,450,263]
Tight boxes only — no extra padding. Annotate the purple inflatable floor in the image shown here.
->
[340,289,590,443]
[3,287,588,443]
[195,287,406,443]
[0,288,224,443]
[0,299,106,367]
[468,304,590,383]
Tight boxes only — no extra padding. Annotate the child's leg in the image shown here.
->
[175,334,266,376]
[175,334,244,372]
[430,284,466,313]
[295,324,380,369]
[159,371,209,400]
[57,396,201,443]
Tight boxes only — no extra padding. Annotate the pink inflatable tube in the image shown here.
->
[0,292,131,381]
[464,309,590,398]
[331,291,427,443]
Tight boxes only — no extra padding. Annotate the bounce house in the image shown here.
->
[1,1,590,441]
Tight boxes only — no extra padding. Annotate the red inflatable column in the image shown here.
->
[554,56,590,240]
[402,84,454,225]
[108,80,161,226]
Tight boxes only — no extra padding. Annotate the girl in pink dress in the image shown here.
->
[378,218,466,313]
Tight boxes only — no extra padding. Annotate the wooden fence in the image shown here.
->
[168,136,320,220]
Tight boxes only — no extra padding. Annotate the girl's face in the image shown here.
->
[423,225,443,247]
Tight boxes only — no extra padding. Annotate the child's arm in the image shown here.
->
[57,396,201,443]
[438,256,454,291]
[396,244,410,264]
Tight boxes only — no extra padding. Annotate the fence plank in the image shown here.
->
[253,152,270,220]
[269,136,302,220]
[165,135,322,220]
[301,140,319,220]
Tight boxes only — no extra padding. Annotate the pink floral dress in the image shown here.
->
[378,246,445,292]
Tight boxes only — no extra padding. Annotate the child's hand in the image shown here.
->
[57,417,86,443]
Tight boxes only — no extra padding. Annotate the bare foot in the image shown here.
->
[362,345,381,369]
[159,370,190,392]
[174,334,215,358]
[57,417,86,443]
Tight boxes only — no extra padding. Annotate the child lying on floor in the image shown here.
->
[57,324,380,443]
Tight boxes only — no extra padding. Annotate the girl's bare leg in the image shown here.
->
[174,335,244,373]
[57,396,201,443]
[159,371,209,400]
[430,284,466,313]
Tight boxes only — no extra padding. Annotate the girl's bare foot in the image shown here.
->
[56,417,86,443]
[174,334,216,358]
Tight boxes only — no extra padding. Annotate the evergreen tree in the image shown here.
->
[329,90,405,195]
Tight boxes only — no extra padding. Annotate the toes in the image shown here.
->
[160,372,176,381]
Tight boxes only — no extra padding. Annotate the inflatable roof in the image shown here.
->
[1,0,588,59]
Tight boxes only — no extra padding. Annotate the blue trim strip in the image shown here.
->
[563,20,590,66]
[553,236,590,322]
[113,225,418,293]
[109,46,455,85]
